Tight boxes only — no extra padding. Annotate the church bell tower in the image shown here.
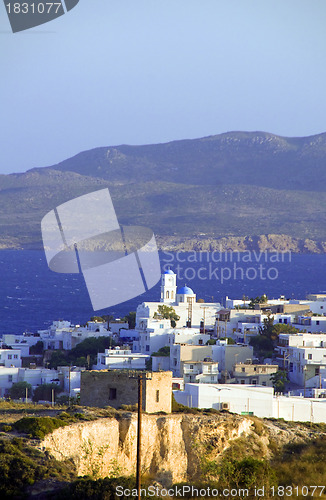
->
[160,269,177,304]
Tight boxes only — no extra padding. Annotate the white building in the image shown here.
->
[58,366,83,396]
[170,344,213,377]
[37,320,111,350]
[292,316,326,333]
[108,321,129,335]
[0,367,19,397]
[174,383,326,423]
[133,318,172,354]
[211,342,253,378]
[167,329,210,347]
[183,361,219,384]
[136,270,221,334]
[233,362,279,387]
[277,333,326,389]
[0,349,22,368]
[152,355,171,372]
[0,366,61,398]
[93,347,149,370]
[19,367,60,388]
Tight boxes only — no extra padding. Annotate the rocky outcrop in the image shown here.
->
[39,413,252,484]
[157,234,326,253]
[38,412,326,486]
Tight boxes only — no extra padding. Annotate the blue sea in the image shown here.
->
[1,250,326,335]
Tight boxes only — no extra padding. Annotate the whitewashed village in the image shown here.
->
[2,268,326,423]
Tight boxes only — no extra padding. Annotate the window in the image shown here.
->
[262,381,266,386]
[146,345,150,352]
[109,388,117,400]
[8,354,12,360]
[316,321,320,326]
[315,368,320,376]
[156,390,160,402]
[190,364,193,370]
[308,354,312,360]
[240,379,245,384]
[14,355,18,359]
[166,291,169,299]
[241,367,245,372]
[160,324,164,329]
[321,306,324,309]
[198,339,203,345]
[8,375,13,382]
[211,376,215,381]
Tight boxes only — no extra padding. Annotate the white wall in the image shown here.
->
[152,356,171,372]
[0,367,19,397]
[174,383,326,422]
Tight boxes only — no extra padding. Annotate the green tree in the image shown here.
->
[152,346,170,357]
[29,340,44,355]
[248,294,268,309]
[90,316,105,323]
[32,383,61,402]
[48,350,68,369]
[154,305,180,327]
[218,456,275,492]
[122,311,136,329]
[271,323,299,336]
[250,318,300,358]
[270,370,288,393]
[69,336,117,367]
[8,381,32,400]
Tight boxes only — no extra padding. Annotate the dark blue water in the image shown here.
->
[1,250,326,335]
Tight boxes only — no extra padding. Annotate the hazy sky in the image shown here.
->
[1,0,326,174]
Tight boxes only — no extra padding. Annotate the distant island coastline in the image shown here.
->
[2,233,326,254]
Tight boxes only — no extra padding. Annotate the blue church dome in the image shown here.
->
[164,269,175,275]
[177,285,194,295]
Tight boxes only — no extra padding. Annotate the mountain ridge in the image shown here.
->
[1,130,326,251]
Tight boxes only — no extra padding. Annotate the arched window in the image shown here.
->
[171,291,174,299]
[166,291,169,299]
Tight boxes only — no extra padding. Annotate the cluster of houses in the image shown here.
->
[2,270,326,421]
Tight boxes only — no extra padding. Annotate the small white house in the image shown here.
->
[93,347,149,370]
[0,349,22,368]
[183,361,219,383]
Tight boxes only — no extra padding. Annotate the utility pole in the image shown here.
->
[128,371,151,500]
[68,364,71,406]
[200,306,208,335]
[136,373,143,500]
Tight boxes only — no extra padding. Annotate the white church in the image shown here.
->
[133,270,221,354]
